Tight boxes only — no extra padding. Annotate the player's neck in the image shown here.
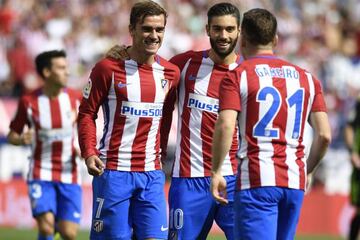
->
[43,83,62,98]
[208,49,237,65]
[127,47,155,65]
[243,45,274,60]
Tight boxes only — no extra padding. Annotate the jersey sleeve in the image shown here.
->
[77,59,113,159]
[219,69,241,112]
[9,96,29,134]
[310,76,327,113]
[169,51,192,71]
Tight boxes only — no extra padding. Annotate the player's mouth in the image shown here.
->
[144,39,160,49]
[216,41,231,49]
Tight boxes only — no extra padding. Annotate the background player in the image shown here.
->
[211,8,331,240]
[77,1,180,239]
[344,97,360,240]
[7,50,82,240]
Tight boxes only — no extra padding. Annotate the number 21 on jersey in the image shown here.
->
[253,86,304,139]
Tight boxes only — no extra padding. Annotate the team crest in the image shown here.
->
[83,79,92,99]
[93,220,103,232]
[161,79,168,88]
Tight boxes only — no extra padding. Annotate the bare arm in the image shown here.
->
[306,111,332,174]
[210,109,238,205]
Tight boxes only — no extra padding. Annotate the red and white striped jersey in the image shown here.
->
[220,54,327,190]
[9,88,82,184]
[78,57,180,172]
[167,50,240,177]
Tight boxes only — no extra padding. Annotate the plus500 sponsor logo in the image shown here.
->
[187,93,219,114]
[121,102,163,117]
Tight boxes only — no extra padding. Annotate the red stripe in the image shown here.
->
[130,66,156,171]
[50,98,62,181]
[107,64,126,170]
[32,97,41,179]
[71,150,77,183]
[179,56,202,177]
[272,77,289,187]
[246,73,261,187]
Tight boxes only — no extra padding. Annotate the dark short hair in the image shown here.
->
[35,50,66,79]
[207,2,241,27]
[241,8,277,45]
[129,0,168,28]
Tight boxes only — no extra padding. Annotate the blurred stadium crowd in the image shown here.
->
[0,0,360,191]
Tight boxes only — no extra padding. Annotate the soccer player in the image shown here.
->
[344,97,360,240]
[7,50,82,240]
[106,3,241,239]
[77,1,180,239]
[210,8,331,240]
[164,3,240,239]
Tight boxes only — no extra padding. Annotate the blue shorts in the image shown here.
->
[234,187,304,240]
[168,176,236,240]
[90,170,167,240]
[27,180,82,224]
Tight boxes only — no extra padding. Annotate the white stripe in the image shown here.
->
[189,57,214,176]
[143,62,166,171]
[284,66,301,188]
[58,92,74,183]
[99,71,116,167]
[256,64,276,186]
[173,59,191,177]
[117,60,141,170]
[238,71,250,189]
[38,95,52,181]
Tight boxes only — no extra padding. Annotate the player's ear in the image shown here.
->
[272,34,278,48]
[43,67,51,79]
[206,24,210,37]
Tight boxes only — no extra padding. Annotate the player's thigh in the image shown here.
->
[132,170,167,240]
[234,187,282,240]
[277,189,304,240]
[90,170,134,240]
[168,177,215,240]
[35,212,56,235]
[28,180,57,218]
[215,175,236,240]
[56,183,82,224]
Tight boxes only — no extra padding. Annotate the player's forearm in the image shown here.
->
[77,112,98,159]
[211,110,237,174]
[307,131,331,174]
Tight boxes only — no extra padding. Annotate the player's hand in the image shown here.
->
[85,155,105,176]
[305,173,313,194]
[210,171,228,205]
[105,44,130,60]
[351,152,360,169]
[22,129,34,145]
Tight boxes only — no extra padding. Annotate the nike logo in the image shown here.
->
[161,225,168,231]
[188,74,196,81]
[118,83,129,88]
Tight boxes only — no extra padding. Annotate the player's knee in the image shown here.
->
[38,223,55,236]
[59,228,78,240]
